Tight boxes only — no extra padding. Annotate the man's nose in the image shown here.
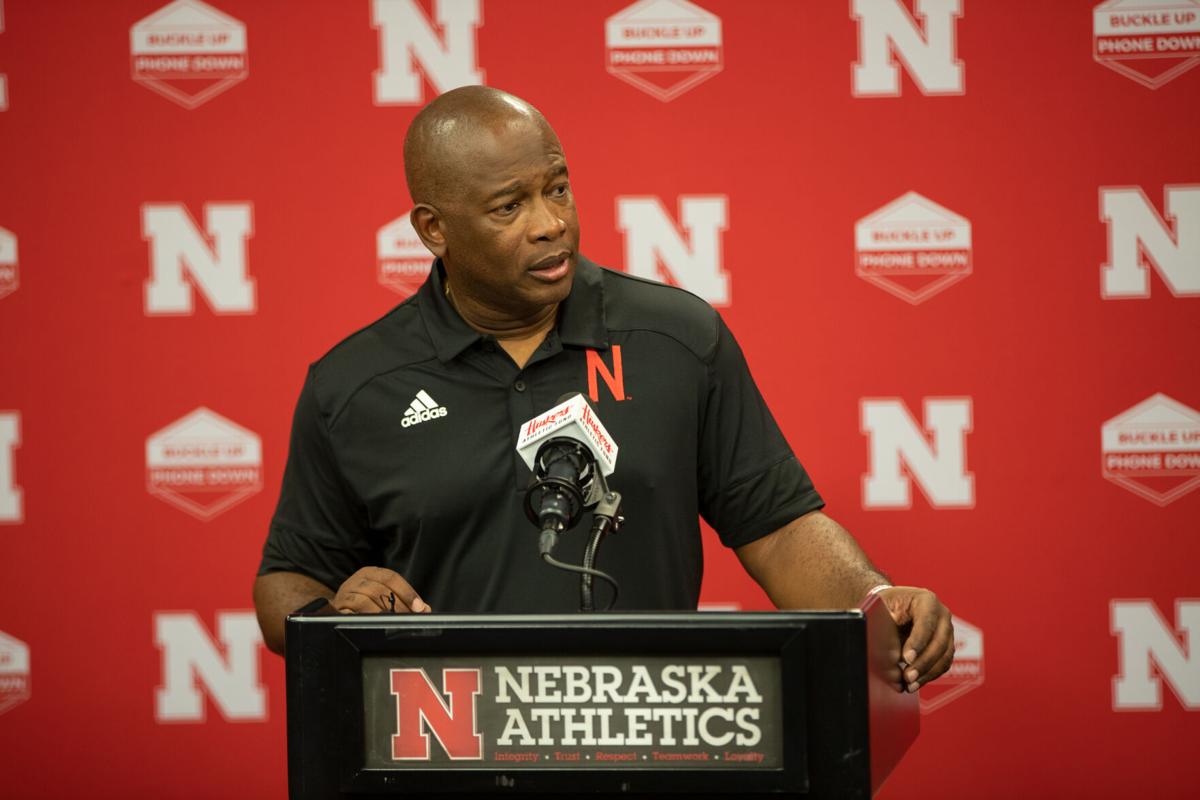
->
[528,197,567,241]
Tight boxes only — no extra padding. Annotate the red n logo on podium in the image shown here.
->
[390,668,483,760]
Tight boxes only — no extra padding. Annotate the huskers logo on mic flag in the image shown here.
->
[516,395,618,476]
[130,0,249,109]
[145,407,263,520]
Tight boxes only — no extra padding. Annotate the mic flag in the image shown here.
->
[516,394,618,477]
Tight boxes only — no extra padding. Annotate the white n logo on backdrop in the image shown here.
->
[0,411,21,524]
[155,611,266,722]
[1112,599,1200,711]
[851,0,964,96]
[143,203,255,315]
[861,397,974,508]
[616,195,729,306]
[1100,186,1200,298]
[372,0,483,105]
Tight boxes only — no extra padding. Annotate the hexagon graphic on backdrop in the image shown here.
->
[919,616,984,715]
[130,0,249,109]
[0,226,17,300]
[855,192,972,305]
[378,212,433,299]
[146,407,262,520]
[605,0,724,102]
[0,629,30,716]
[1093,0,1200,89]
[1102,393,1200,506]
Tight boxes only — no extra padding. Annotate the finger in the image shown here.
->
[347,590,403,611]
[334,589,388,613]
[363,568,430,613]
[911,643,956,692]
[339,577,416,613]
[905,614,953,686]
[899,595,940,665]
[334,569,379,611]
[906,612,952,680]
[917,642,956,689]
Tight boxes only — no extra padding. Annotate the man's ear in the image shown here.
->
[411,204,447,258]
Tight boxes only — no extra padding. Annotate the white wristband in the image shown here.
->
[863,583,893,601]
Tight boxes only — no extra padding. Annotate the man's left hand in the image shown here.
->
[877,586,955,693]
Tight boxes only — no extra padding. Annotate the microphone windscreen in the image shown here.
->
[515,395,618,476]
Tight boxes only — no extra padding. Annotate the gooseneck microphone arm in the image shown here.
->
[581,485,623,612]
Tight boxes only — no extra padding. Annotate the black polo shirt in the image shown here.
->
[259,257,824,611]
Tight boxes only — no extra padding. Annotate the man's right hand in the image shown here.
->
[333,566,432,614]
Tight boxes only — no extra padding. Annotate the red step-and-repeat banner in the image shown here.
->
[0,0,1197,796]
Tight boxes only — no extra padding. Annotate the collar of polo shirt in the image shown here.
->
[420,258,611,363]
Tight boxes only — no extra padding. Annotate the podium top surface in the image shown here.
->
[286,609,867,629]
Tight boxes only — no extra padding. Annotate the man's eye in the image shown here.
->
[497,202,520,215]
[551,184,570,197]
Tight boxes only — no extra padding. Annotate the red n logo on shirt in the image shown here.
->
[390,668,483,760]
[587,346,626,402]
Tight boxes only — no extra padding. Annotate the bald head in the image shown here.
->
[401,86,580,321]
[404,86,552,209]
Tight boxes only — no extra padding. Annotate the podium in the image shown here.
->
[285,595,918,798]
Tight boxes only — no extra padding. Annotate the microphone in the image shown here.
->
[516,393,624,611]
[516,393,618,554]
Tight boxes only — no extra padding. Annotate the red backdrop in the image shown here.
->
[1,0,1197,797]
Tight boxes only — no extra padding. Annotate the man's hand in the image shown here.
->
[876,586,954,693]
[253,568,431,656]
[734,512,954,693]
[333,567,432,614]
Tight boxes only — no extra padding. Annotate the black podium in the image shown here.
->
[285,595,918,798]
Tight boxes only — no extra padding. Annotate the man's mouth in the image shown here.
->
[528,252,572,282]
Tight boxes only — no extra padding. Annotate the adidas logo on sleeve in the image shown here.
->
[401,389,448,428]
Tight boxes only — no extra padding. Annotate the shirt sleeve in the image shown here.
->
[257,365,374,591]
[697,316,825,548]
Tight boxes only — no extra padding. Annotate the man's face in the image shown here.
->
[437,118,581,317]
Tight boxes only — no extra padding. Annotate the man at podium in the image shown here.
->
[252,86,955,696]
